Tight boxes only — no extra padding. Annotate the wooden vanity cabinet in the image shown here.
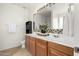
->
[36,38,48,56]
[25,36,36,56]
[25,36,74,56]
[48,42,74,56]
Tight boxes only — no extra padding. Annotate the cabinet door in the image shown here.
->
[29,37,36,56]
[25,36,30,51]
[48,48,67,56]
[48,42,74,56]
[36,39,47,56]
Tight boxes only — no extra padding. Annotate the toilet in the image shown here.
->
[20,40,25,48]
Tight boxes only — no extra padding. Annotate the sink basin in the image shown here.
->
[36,32,49,36]
[53,35,59,38]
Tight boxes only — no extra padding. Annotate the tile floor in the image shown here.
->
[13,48,31,56]
[0,47,31,56]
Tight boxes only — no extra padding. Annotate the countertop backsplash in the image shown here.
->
[47,29,63,34]
[34,28,63,34]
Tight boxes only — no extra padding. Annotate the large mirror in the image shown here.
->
[33,3,74,34]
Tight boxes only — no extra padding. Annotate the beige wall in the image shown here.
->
[74,4,79,47]
[0,4,28,50]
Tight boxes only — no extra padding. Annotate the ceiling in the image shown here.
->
[14,3,46,11]
[13,3,53,17]
[13,3,69,17]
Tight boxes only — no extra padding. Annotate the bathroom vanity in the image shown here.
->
[25,33,74,56]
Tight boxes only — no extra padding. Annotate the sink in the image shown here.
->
[53,35,59,38]
[36,32,49,36]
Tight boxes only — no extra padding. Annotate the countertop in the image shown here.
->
[25,32,74,48]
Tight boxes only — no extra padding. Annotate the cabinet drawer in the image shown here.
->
[36,38,47,46]
[48,42,74,56]
[29,37,35,43]
[48,48,67,56]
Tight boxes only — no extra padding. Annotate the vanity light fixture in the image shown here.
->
[68,3,74,13]
[37,3,55,13]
